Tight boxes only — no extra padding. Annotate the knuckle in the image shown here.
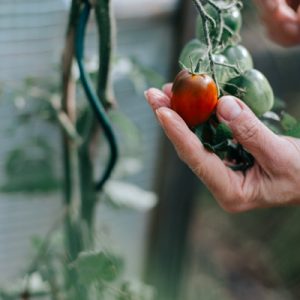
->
[190,159,206,178]
[220,202,239,213]
[175,144,190,163]
[269,138,300,174]
[235,116,260,144]
[219,189,252,214]
[221,201,251,214]
[176,147,186,162]
[220,197,246,213]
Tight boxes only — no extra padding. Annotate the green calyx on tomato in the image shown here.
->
[224,69,274,116]
[179,42,255,92]
[179,39,232,86]
[171,70,218,128]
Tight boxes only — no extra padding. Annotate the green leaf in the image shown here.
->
[272,97,286,112]
[195,123,215,144]
[71,251,123,285]
[109,110,142,156]
[1,139,59,193]
[213,123,233,144]
[281,112,298,131]
[286,123,300,138]
[203,142,215,152]
[118,280,156,300]
[261,119,283,135]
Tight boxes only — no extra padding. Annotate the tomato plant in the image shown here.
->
[224,69,274,116]
[196,2,242,49]
[171,70,218,128]
[181,0,299,170]
[179,42,230,84]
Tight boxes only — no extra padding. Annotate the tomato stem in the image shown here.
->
[192,0,220,94]
[213,60,241,75]
[207,0,243,11]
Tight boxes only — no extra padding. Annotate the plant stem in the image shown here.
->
[213,60,241,74]
[62,1,87,299]
[207,0,242,10]
[206,0,223,43]
[79,0,116,228]
[95,0,116,109]
[50,95,83,145]
[62,0,81,210]
[193,0,219,93]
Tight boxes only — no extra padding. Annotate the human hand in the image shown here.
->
[145,84,300,212]
[253,0,300,46]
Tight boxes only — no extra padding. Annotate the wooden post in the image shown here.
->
[145,1,199,299]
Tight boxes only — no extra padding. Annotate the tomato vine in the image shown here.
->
[178,0,276,171]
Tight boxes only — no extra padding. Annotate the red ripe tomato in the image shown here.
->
[171,70,218,128]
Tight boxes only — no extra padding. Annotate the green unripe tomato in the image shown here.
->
[223,45,253,73]
[179,40,231,85]
[224,69,274,116]
[179,41,230,85]
[179,39,207,70]
[196,3,242,48]
[222,6,242,40]
[213,54,231,85]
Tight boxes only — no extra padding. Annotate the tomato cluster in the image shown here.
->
[172,0,277,170]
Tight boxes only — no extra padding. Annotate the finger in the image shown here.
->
[162,83,173,98]
[144,88,171,111]
[217,96,284,169]
[267,24,300,46]
[155,106,240,201]
[253,0,280,13]
[261,10,300,46]
[276,1,299,20]
[261,0,299,20]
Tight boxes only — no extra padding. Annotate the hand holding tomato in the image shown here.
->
[145,85,300,213]
[253,0,300,46]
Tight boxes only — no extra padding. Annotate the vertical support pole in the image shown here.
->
[145,1,198,299]
[61,2,87,299]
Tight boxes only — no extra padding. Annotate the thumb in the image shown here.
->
[217,96,282,164]
[253,0,280,13]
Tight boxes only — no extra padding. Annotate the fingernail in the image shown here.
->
[218,97,242,121]
[162,83,171,91]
